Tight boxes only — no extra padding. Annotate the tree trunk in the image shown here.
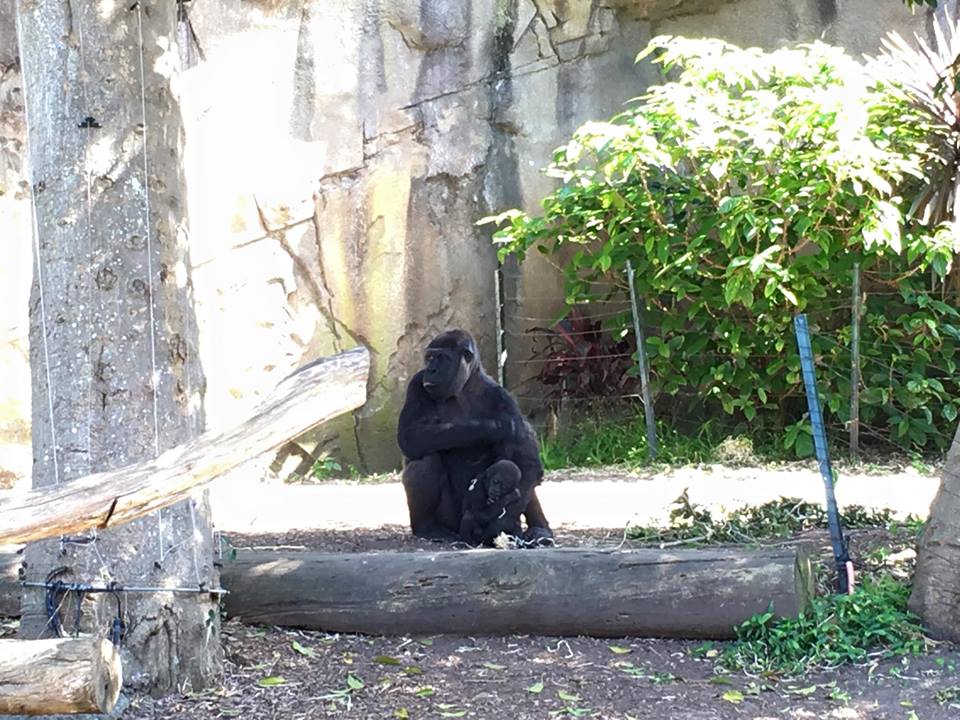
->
[17,0,220,693]
[0,550,19,617]
[221,547,814,640]
[910,422,960,639]
[0,637,122,715]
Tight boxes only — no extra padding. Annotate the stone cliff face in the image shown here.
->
[0,0,937,477]
[179,1,661,471]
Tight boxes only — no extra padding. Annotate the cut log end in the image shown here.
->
[0,637,122,715]
[92,638,123,714]
[795,547,815,613]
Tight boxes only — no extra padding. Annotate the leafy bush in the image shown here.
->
[628,492,895,544]
[721,576,929,676]
[486,37,960,456]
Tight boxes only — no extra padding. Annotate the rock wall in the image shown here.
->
[179,0,662,472]
[0,0,939,476]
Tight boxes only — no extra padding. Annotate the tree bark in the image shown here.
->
[16,0,219,692]
[0,347,369,546]
[0,637,122,715]
[909,422,960,639]
[0,550,20,617]
[220,547,814,640]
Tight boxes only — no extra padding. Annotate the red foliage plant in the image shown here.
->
[528,307,638,400]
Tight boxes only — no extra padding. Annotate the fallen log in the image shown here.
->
[0,347,369,546]
[221,547,814,639]
[0,637,122,715]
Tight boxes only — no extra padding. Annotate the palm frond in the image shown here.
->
[871,11,960,225]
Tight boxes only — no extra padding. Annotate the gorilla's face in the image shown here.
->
[422,330,478,401]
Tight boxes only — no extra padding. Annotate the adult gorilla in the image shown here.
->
[397,329,553,545]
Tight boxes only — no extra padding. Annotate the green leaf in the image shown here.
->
[557,690,581,702]
[719,196,741,214]
[722,690,744,704]
[528,682,545,694]
[721,395,735,414]
[779,286,799,305]
[292,641,315,658]
[374,655,401,665]
[608,645,632,654]
[795,431,814,458]
[482,662,506,670]
[724,277,741,306]
[258,676,287,687]
[415,687,436,698]
[346,674,364,691]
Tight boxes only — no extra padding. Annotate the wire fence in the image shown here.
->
[493,263,960,463]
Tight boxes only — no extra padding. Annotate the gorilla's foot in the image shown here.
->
[521,526,555,548]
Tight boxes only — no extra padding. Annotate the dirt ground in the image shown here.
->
[117,523,960,720]
[120,619,960,720]
[6,461,960,719]
[115,461,956,719]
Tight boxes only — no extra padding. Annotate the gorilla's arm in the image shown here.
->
[397,375,513,460]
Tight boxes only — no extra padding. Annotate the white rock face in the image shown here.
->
[0,0,936,474]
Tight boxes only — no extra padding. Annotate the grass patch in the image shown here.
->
[538,408,943,472]
[539,414,761,470]
[718,575,930,677]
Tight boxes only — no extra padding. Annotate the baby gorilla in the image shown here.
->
[458,460,525,546]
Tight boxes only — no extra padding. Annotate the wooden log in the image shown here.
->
[0,347,369,546]
[221,547,814,640]
[0,637,122,715]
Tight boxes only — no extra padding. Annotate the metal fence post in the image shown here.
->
[795,313,852,594]
[850,263,861,463]
[626,260,658,460]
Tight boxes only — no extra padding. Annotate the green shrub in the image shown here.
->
[720,576,929,676]
[487,37,960,456]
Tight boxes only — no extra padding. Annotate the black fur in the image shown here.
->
[459,460,525,545]
[397,329,552,545]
